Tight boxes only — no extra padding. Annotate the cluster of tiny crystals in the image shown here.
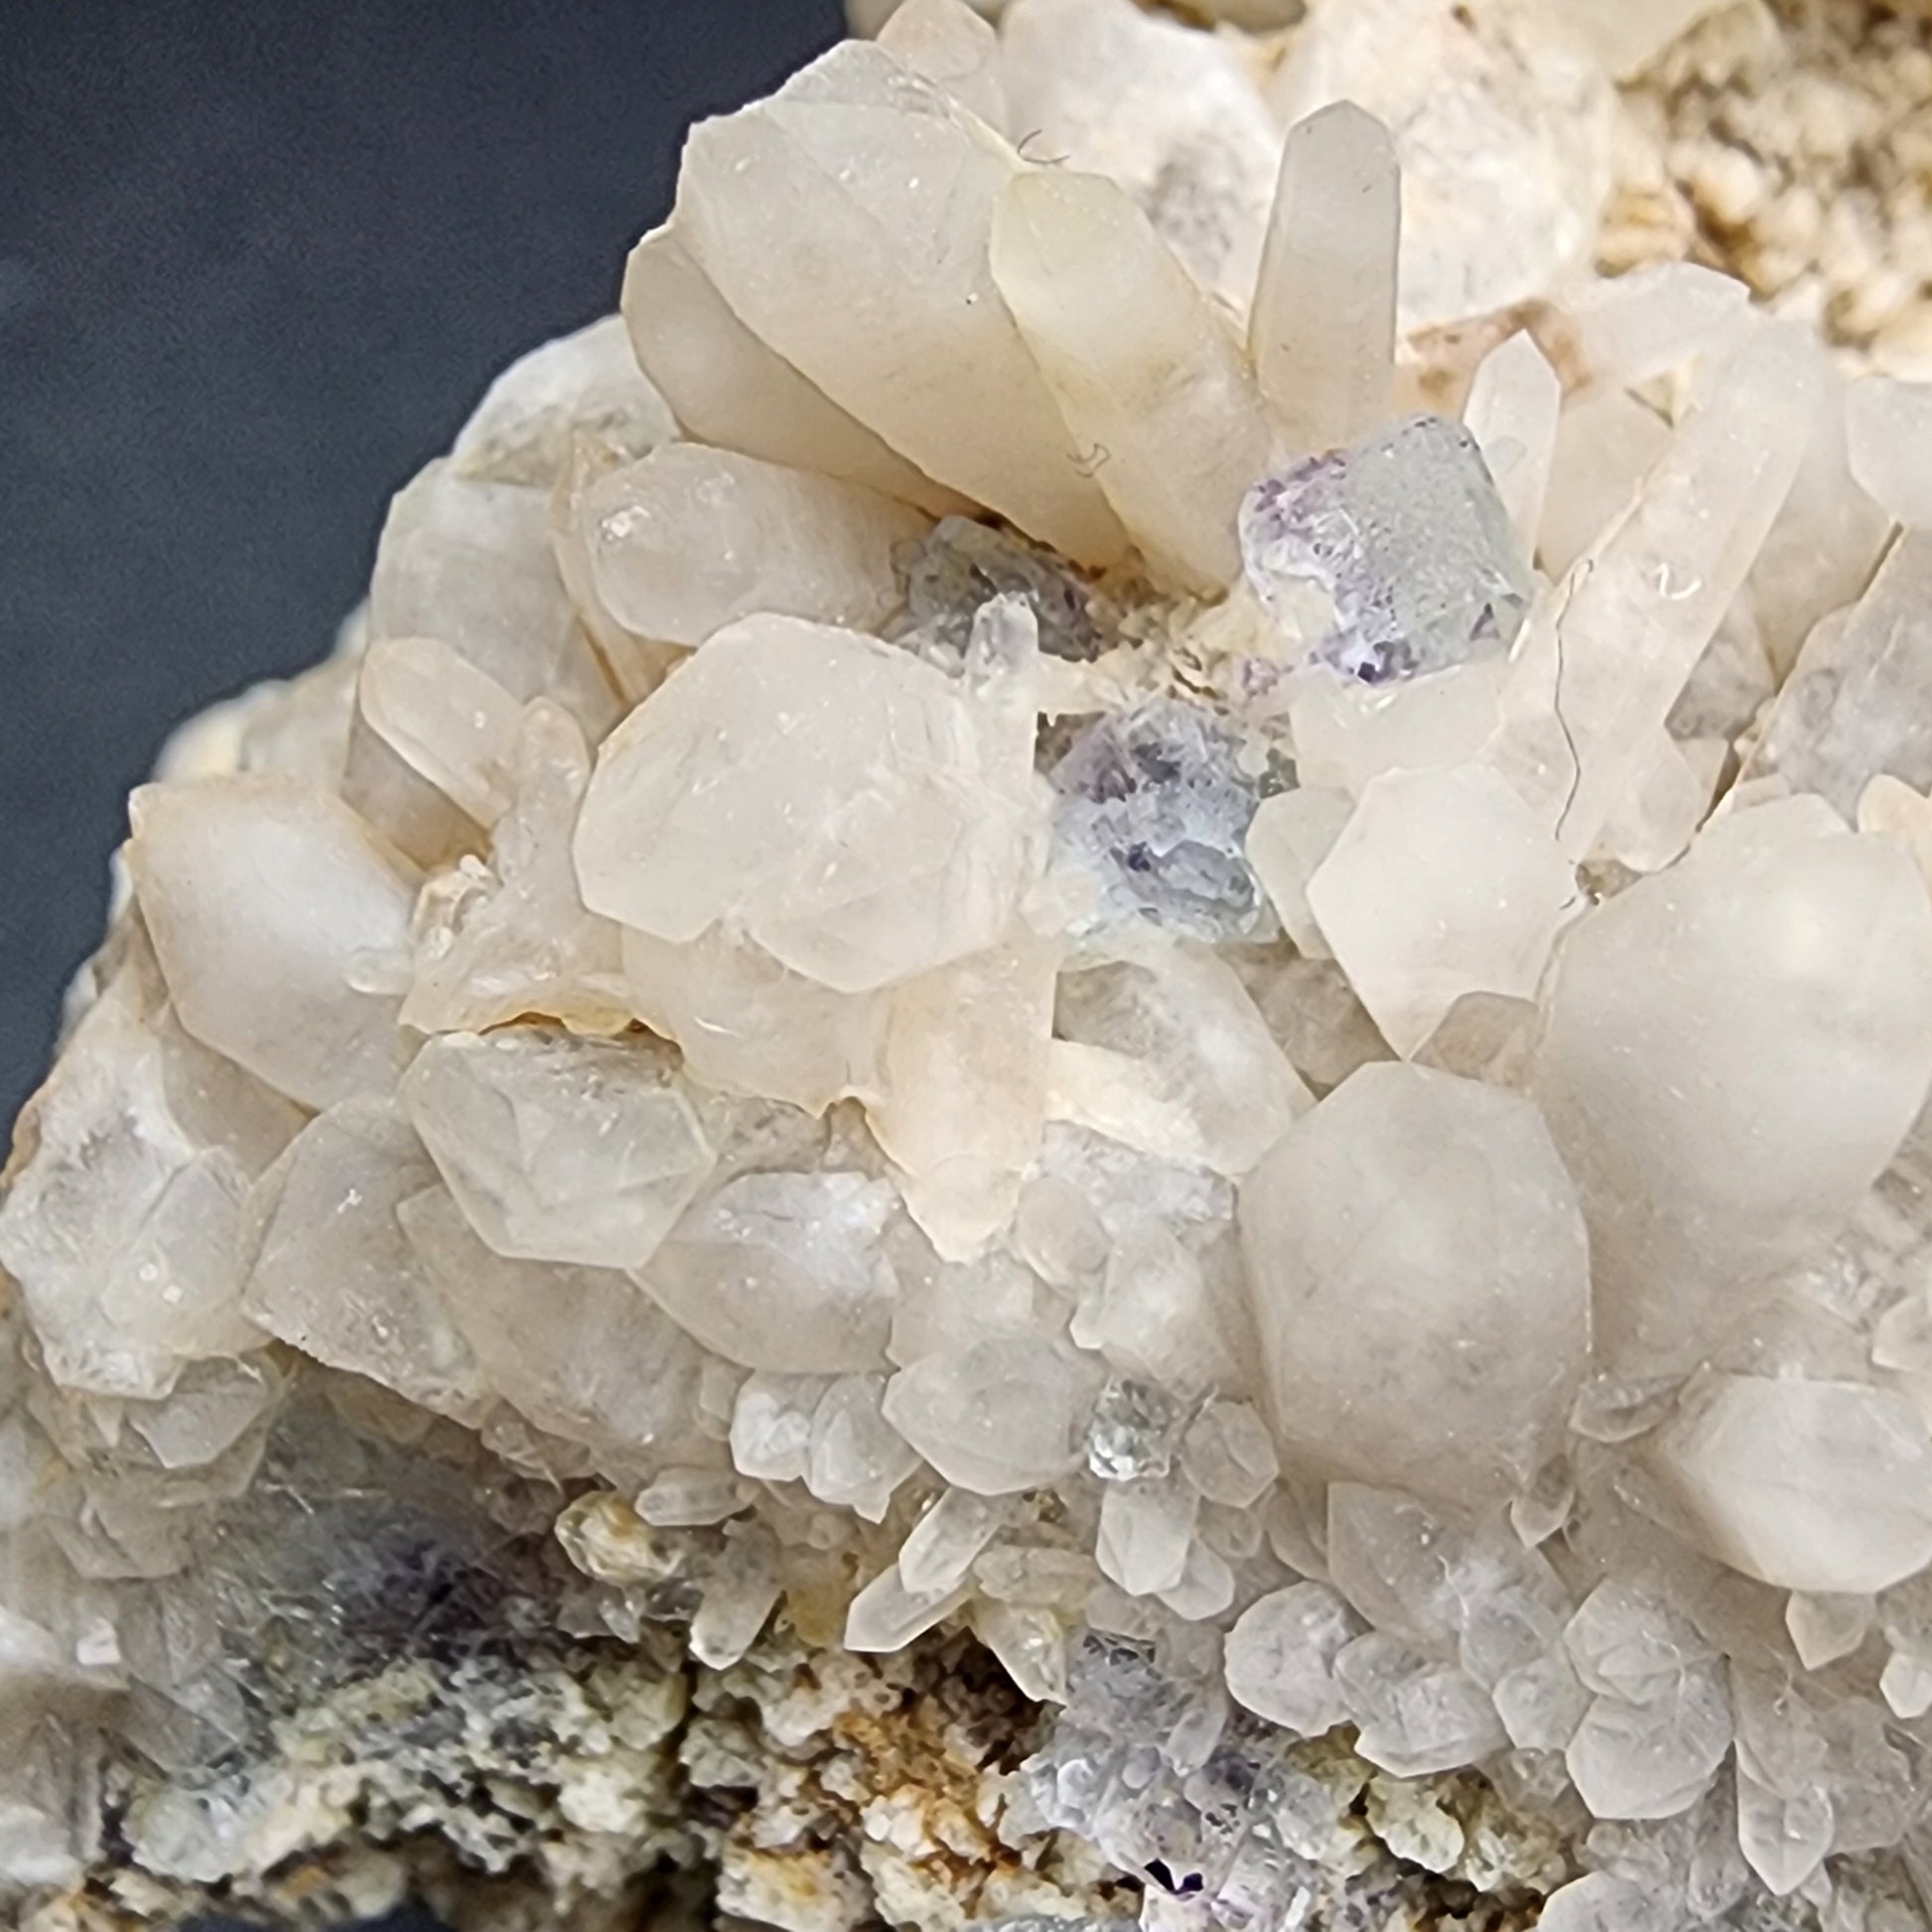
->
[9,2,1932,1928]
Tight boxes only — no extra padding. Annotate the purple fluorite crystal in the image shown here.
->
[1049,698,1263,942]
[1238,413,1533,686]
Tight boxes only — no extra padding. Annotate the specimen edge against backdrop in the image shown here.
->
[7,0,1932,1927]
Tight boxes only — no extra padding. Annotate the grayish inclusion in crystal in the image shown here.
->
[1087,1376,1187,1481]
[1049,698,1263,942]
[1239,412,1535,686]
[897,514,1105,662]
[1027,1631,1395,1930]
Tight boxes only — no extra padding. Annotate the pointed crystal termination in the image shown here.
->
[575,443,927,648]
[897,514,1102,662]
[1847,375,1932,529]
[1239,413,1534,686]
[1249,100,1399,456]
[875,0,1008,130]
[1238,1062,1590,1505]
[574,613,1040,994]
[1550,323,1825,860]
[1746,531,1932,818]
[989,168,1270,594]
[676,43,1128,565]
[621,222,963,515]
[1460,329,1561,562]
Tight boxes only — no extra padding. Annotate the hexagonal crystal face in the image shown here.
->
[1239,412,1534,686]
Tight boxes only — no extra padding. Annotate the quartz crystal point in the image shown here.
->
[1561,0,1729,80]
[875,0,1008,129]
[884,1337,1103,1494]
[128,777,418,1111]
[357,635,522,830]
[1307,764,1577,1057]
[989,169,1270,593]
[1549,325,1825,859]
[1243,786,1352,959]
[1748,532,1932,817]
[0,964,293,1399]
[621,223,961,515]
[676,44,1127,564]
[574,443,926,647]
[1049,943,1311,1176]
[1072,1221,1242,1396]
[1268,0,1612,329]
[1646,1372,1932,1595]
[998,0,1281,307]
[351,452,617,866]
[574,614,1040,993]
[1744,351,1892,684]
[900,515,1101,662]
[1536,798,1932,1374]
[621,923,889,1114]
[638,1171,900,1375]
[239,1098,486,1419]
[1846,376,1932,528]
[870,928,1060,1259]
[401,700,632,1037]
[1241,415,1533,686]
[449,311,675,488]
[1286,657,1505,798]
[1223,1582,1358,1736]
[368,459,610,709]
[1248,102,1399,455]
[1536,384,1673,583]
[400,1184,700,1465]
[1460,329,1561,558]
[1561,261,1751,393]
[1238,1062,1590,1504]
[398,1028,715,1271]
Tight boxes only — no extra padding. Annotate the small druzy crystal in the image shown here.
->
[1238,412,1535,685]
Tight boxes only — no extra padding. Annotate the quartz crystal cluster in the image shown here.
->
[11,0,1932,1927]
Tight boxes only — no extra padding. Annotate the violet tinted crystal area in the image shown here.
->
[1049,697,1262,942]
[898,514,1104,661]
[1239,412,1534,686]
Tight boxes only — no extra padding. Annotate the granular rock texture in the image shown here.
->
[10,3,1932,1930]
[1609,0,1932,372]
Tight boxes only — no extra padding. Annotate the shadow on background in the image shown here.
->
[0,0,844,1131]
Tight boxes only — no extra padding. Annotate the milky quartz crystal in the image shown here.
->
[13,3,1932,1928]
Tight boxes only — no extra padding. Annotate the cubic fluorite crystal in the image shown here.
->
[9,3,1932,1929]
[1238,412,1536,686]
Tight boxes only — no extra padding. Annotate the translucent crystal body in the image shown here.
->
[1239,1063,1590,1504]
[1048,699,1262,941]
[7,6,1932,1923]
[1238,414,1534,686]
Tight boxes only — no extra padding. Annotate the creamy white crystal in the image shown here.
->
[7,4,1932,1924]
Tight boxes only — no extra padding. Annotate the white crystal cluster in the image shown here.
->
[8,0,1932,1924]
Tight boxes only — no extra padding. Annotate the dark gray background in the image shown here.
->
[0,0,844,1134]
